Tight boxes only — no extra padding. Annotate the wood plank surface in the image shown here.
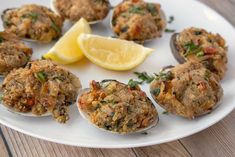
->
[0,0,235,157]
[0,129,9,157]
[181,110,235,157]
[0,126,190,157]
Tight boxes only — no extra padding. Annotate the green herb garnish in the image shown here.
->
[162,111,169,115]
[165,28,176,33]
[134,72,154,83]
[51,20,60,33]
[147,3,157,16]
[22,12,38,23]
[112,18,117,26]
[129,6,145,15]
[0,36,4,43]
[128,79,142,89]
[151,88,161,96]
[196,51,204,57]
[35,71,47,82]
[168,16,174,24]
[0,94,3,101]
[204,70,211,81]
[183,42,203,57]
[120,12,130,18]
[155,71,173,81]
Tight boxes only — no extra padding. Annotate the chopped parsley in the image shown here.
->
[120,12,130,18]
[168,16,175,24]
[0,94,3,101]
[35,71,47,82]
[204,70,211,81]
[196,51,204,57]
[147,3,157,16]
[128,79,142,89]
[129,6,145,15]
[112,18,117,26]
[134,72,154,83]
[22,12,38,23]
[155,71,173,81]
[162,111,169,115]
[0,36,4,43]
[151,88,161,96]
[165,28,176,33]
[51,20,60,33]
[183,42,204,57]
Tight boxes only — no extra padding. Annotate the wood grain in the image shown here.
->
[0,0,235,157]
[0,130,9,157]
[180,110,235,157]
[133,141,191,157]
[1,126,190,157]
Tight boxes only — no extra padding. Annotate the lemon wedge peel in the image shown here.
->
[43,18,91,64]
[78,34,154,71]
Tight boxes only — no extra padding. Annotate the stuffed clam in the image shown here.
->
[170,27,228,80]
[78,80,158,134]
[150,61,223,119]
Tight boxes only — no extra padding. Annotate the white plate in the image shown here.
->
[0,0,235,148]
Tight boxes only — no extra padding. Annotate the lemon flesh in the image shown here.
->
[78,34,154,71]
[43,18,91,64]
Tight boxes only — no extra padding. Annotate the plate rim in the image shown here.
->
[0,0,235,148]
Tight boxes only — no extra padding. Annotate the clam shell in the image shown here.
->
[170,33,186,63]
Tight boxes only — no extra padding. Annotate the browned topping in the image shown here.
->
[175,27,228,79]
[79,80,158,133]
[2,4,64,43]
[1,60,81,123]
[112,0,166,41]
[54,0,110,22]
[150,62,223,119]
[0,31,32,75]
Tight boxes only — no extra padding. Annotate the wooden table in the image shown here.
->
[1,0,235,156]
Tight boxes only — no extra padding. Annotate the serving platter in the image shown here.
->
[0,0,235,148]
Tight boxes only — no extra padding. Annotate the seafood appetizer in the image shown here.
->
[78,80,158,134]
[1,4,64,43]
[111,0,166,42]
[52,0,110,23]
[0,31,32,76]
[0,59,81,123]
[170,27,228,79]
[150,61,223,119]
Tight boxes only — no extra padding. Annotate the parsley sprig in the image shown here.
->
[183,42,204,57]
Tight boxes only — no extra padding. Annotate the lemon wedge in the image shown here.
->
[43,18,91,64]
[77,34,154,71]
